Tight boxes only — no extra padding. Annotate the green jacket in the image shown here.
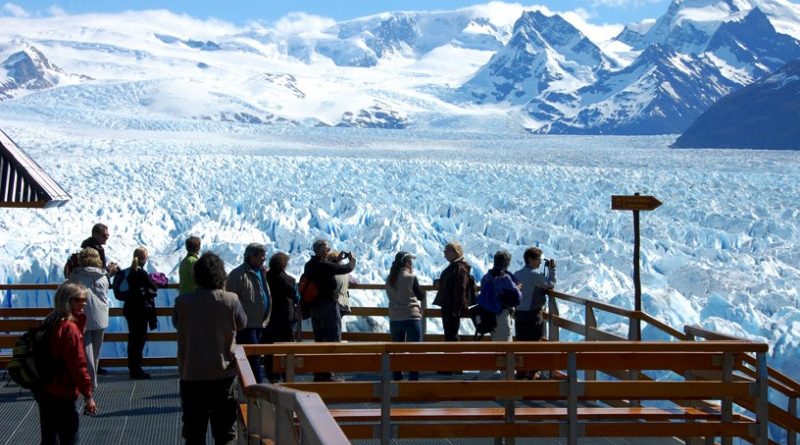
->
[178,253,199,295]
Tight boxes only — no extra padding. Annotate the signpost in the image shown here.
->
[612,193,662,341]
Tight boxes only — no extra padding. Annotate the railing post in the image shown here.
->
[584,306,597,383]
[628,311,641,341]
[789,395,797,445]
[547,293,559,341]
[503,351,516,445]
[274,390,298,445]
[755,351,769,445]
[567,352,578,445]
[285,353,295,382]
[421,290,428,341]
[380,351,392,445]
[721,352,733,445]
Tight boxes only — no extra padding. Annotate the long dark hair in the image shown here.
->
[388,252,412,288]
[388,261,403,288]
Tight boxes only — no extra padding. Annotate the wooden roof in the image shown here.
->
[0,128,70,208]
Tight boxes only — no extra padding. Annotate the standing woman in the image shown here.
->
[433,242,472,342]
[36,282,97,445]
[68,247,110,391]
[124,246,158,380]
[264,252,299,382]
[386,251,426,381]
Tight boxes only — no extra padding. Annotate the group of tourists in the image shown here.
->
[34,224,556,444]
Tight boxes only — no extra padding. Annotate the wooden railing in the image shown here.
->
[685,325,800,445]
[1,282,798,444]
[234,346,348,445]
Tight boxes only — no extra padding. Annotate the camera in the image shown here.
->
[543,258,555,268]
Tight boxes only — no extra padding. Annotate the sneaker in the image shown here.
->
[130,371,151,380]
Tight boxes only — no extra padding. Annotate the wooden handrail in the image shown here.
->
[1,282,789,444]
[241,341,768,354]
[235,345,349,444]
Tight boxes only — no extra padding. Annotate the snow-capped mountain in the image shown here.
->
[0,1,799,135]
[459,10,612,125]
[540,44,742,134]
[672,57,800,148]
[535,0,800,134]
[0,41,88,99]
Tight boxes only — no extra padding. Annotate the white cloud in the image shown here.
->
[560,8,624,43]
[590,0,662,7]
[47,5,67,17]
[272,12,336,36]
[1,2,29,18]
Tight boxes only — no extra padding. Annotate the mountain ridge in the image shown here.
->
[0,1,799,138]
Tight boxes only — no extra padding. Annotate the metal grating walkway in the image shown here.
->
[1,369,683,445]
[1,369,184,445]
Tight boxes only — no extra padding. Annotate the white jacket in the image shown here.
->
[69,266,110,330]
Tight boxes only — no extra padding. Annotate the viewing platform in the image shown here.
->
[1,283,797,445]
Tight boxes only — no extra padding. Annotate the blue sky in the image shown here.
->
[5,1,671,25]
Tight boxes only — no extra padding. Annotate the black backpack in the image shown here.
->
[8,324,55,390]
[469,304,497,340]
[112,268,132,301]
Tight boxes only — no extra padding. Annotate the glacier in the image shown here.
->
[0,114,798,382]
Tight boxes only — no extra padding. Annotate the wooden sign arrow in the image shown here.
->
[611,195,662,211]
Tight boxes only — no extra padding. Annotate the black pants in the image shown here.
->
[441,312,461,341]
[36,392,79,445]
[180,377,237,445]
[124,309,148,374]
[514,309,545,379]
[514,309,545,341]
[262,322,295,382]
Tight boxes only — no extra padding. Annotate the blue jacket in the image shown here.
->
[477,270,522,315]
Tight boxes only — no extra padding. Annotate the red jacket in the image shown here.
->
[43,315,92,401]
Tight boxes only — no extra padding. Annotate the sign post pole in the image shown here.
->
[611,193,662,341]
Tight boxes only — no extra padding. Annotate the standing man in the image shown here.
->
[303,239,356,382]
[178,236,201,295]
[514,247,556,379]
[226,243,271,383]
[174,252,247,445]
[81,223,119,275]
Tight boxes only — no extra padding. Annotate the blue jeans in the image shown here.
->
[390,319,422,381]
[236,328,264,383]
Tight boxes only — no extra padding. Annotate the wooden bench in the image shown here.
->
[240,342,769,442]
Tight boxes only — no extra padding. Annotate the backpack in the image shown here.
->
[63,252,79,279]
[298,273,319,305]
[112,268,132,301]
[469,304,497,340]
[297,274,319,320]
[7,324,55,390]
